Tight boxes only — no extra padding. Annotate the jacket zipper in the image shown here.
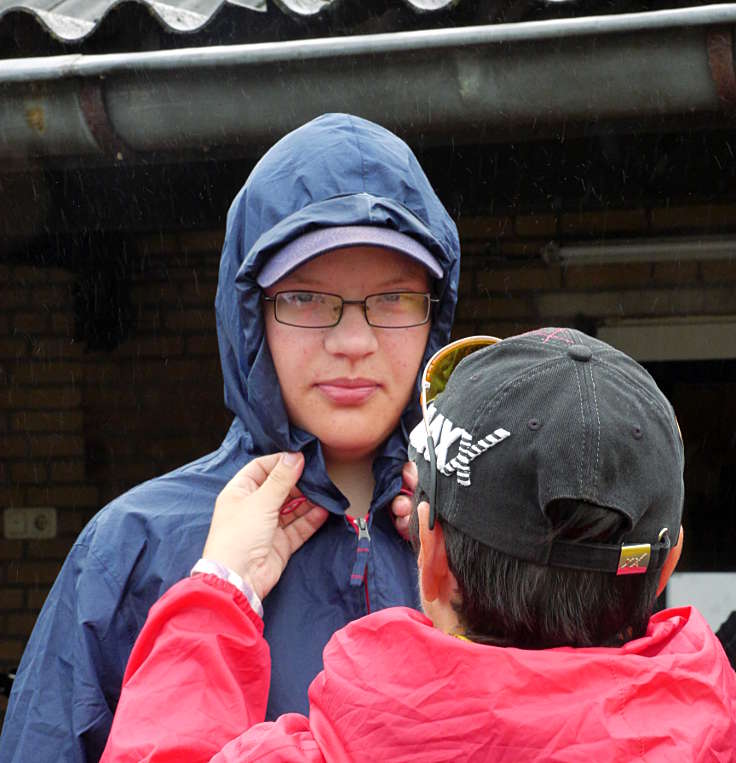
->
[347,515,371,613]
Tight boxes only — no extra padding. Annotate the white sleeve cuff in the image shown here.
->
[190,558,263,618]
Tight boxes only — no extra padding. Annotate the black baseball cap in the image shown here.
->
[408,328,684,575]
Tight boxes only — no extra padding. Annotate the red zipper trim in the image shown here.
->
[346,513,371,614]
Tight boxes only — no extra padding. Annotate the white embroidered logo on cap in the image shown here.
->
[410,405,510,486]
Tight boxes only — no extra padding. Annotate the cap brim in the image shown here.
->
[256,225,443,287]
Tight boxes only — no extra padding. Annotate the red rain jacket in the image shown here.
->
[101,575,736,762]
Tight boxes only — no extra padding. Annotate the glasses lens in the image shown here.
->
[275,292,342,327]
[424,337,499,405]
[365,292,429,328]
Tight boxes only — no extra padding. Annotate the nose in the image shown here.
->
[323,302,378,359]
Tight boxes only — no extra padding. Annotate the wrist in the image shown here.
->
[190,558,263,617]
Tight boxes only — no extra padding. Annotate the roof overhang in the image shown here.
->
[1,4,736,169]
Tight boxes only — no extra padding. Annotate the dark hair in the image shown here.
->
[410,494,661,649]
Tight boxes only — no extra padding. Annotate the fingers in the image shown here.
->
[390,493,412,540]
[392,492,412,514]
[226,452,283,495]
[401,460,418,492]
[205,452,322,600]
[281,505,330,556]
[279,495,315,528]
[393,513,411,540]
[216,453,306,533]
[251,452,305,516]
[280,495,307,518]
[391,460,419,540]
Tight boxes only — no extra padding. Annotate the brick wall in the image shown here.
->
[0,236,231,719]
[1,264,85,684]
[2,201,736,721]
[82,232,230,507]
[453,202,736,338]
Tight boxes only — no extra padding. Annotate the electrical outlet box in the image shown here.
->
[3,507,57,539]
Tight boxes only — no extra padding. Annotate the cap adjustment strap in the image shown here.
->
[548,533,670,575]
[617,544,651,576]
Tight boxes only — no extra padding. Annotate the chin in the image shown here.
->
[320,439,384,462]
[293,398,405,460]
[318,426,394,460]
[312,410,398,443]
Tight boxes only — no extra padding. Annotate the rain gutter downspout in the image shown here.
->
[1,4,735,163]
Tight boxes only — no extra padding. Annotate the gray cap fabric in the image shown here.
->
[256,225,443,288]
[409,327,685,574]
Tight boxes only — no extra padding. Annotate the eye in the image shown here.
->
[283,292,319,305]
[372,293,409,309]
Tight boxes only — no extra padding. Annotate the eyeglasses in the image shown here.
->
[263,291,438,329]
[420,335,501,529]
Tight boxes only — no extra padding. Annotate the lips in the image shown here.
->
[316,378,379,405]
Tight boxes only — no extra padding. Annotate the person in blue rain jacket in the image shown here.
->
[0,113,460,762]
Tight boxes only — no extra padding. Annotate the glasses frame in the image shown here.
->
[419,335,501,529]
[262,290,439,329]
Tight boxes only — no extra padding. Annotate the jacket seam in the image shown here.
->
[346,115,368,197]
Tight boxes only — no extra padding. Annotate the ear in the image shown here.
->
[417,500,457,603]
[656,525,684,597]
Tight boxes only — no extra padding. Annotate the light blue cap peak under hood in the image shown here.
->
[215,113,461,514]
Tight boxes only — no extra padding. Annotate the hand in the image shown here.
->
[203,452,329,601]
[390,460,418,540]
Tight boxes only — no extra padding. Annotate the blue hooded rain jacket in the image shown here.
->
[0,113,461,762]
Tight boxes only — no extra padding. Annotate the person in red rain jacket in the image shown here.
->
[101,328,736,762]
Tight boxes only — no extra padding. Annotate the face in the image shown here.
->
[264,246,432,463]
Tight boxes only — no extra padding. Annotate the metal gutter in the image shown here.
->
[1,4,735,164]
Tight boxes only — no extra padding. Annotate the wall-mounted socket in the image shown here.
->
[3,507,57,539]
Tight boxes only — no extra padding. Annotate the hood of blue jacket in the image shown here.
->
[214,113,460,514]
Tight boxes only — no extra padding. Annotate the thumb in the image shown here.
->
[255,452,304,513]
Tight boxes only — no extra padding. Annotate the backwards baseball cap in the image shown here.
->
[408,327,684,575]
[256,225,443,288]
